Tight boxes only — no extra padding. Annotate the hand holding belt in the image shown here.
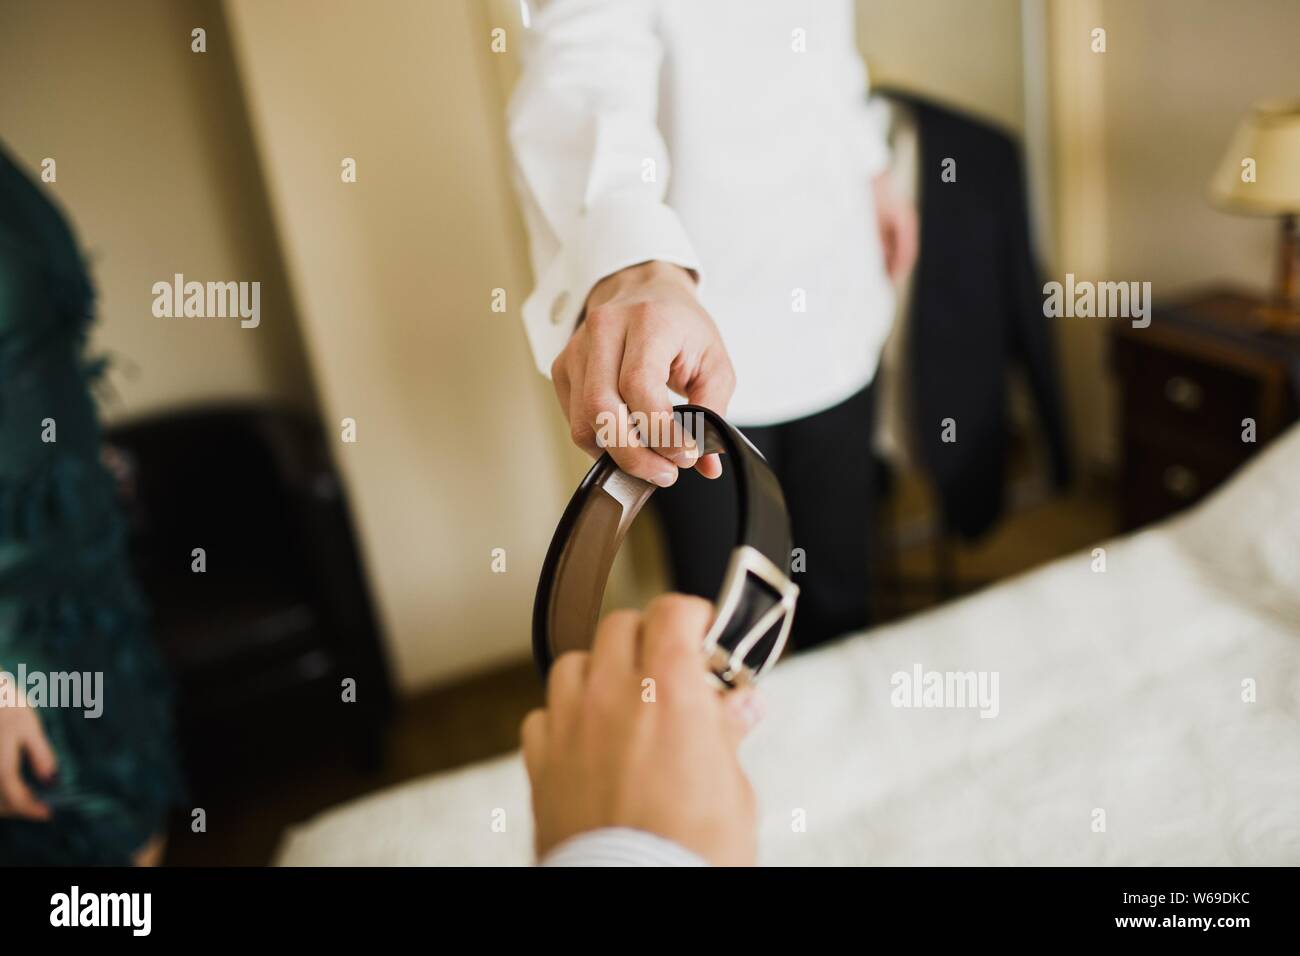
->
[533,405,798,687]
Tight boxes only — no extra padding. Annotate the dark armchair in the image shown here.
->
[105,404,394,791]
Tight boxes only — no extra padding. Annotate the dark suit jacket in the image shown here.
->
[881,90,1071,539]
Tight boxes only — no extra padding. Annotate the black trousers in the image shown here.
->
[653,384,876,651]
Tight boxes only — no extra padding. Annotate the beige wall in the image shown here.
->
[223,0,584,690]
[1046,0,1111,468]
[2,0,581,691]
[858,0,1026,133]
[0,0,314,423]
[1047,0,1300,468]
[1099,0,1297,294]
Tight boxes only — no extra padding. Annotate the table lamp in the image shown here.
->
[1210,99,1300,332]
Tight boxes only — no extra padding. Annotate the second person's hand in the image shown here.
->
[550,260,735,486]
[0,673,58,821]
[522,594,762,866]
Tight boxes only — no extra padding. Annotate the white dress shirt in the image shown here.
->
[509,0,895,426]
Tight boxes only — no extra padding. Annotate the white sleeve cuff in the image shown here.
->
[520,196,700,377]
[539,827,710,867]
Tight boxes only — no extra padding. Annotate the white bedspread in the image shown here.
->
[277,426,1300,866]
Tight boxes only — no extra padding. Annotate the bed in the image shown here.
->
[276,425,1300,866]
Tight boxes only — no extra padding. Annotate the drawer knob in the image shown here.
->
[1162,464,1199,499]
[1164,375,1203,411]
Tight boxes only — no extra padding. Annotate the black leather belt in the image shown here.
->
[533,405,798,688]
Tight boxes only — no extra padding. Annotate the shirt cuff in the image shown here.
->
[520,196,700,377]
[538,827,709,867]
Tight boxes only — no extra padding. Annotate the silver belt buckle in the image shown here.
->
[702,545,799,688]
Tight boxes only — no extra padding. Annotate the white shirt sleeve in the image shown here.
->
[507,0,701,377]
[539,827,709,867]
[835,40,891,181]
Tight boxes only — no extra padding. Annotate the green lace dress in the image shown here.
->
[0,143,183,863]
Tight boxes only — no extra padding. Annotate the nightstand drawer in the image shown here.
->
[1112,289,1300,532]
[1119,436,1250,528]
[1114,337,1262,445]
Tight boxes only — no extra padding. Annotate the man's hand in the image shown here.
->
[872,171,919,285]
[521,594,763,866]
[551,261,735,486]
[0,673,58,821]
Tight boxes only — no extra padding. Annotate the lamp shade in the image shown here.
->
[1210,99,1300,215]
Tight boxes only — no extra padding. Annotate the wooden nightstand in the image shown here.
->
[1111,288,1300,531]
